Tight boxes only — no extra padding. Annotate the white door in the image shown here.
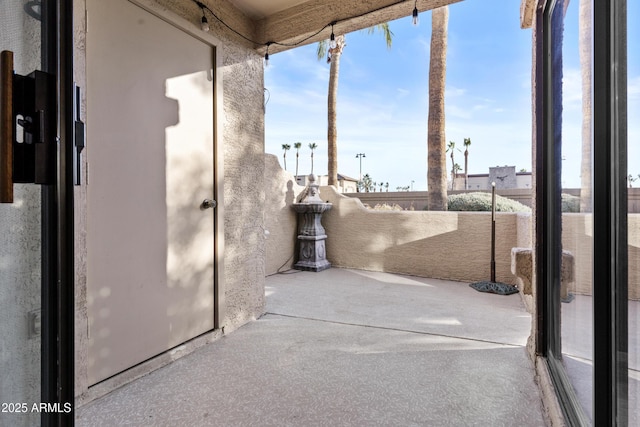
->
[86,0,216,385]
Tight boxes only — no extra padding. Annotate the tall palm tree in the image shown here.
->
[579,0,592,212]
[318,24,393,187]
[463,137,471,190]
[308,143,318,174]
[293,142,302,177]
[427,6,449,211]
[446,140,458,188]
[453,163,462,190]
[282,143,291,171]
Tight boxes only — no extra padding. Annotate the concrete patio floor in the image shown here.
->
[76,268,548,426]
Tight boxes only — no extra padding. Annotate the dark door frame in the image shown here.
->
[41,1,75,425]
[536,0,628,425]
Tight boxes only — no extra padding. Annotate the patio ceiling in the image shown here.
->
[194,0,462,54]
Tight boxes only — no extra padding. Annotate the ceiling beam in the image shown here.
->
[255,0,462,54]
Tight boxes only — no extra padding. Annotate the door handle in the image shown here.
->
[1,51,13,203]
[201,199,216,210]
[1,49,56,204]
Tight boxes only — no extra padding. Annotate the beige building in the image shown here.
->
[295,173,359,193]
[463,166,533,190]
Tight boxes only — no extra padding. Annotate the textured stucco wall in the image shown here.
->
[218,37,267,333]
[0,6,43,427]
[264,154,305,275]
[74,0,266,399]
[319,187,521,284]
[74,0,89,398]
[264,159,526,284]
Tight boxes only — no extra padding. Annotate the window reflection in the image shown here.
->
[628,0,639,423]
[558,0,594,420]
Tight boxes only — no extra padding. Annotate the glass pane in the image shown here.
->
[0,2,43,426]
[557,0,594,420]
[628,0,639,423]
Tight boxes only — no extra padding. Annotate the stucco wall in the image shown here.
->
[319,188,521,284]
[264,154,305,275]
[74,0,266,399]
[264,158,525,284]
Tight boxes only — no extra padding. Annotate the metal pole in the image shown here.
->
[491,181,496,282]
[356,153,365,182]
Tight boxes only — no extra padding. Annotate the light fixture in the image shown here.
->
[264,42,272,67]
[412,1,419,26]
[201,14,210,32]
[329,23,337,49]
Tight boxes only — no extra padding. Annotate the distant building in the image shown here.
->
[461,166,532,190]
[295,173,359,193]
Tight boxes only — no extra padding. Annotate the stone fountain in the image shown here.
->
[292,174,332,272]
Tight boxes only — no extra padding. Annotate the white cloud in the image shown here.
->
[629,75,640,98]
[562,68,583,110]
[446,86,466,97]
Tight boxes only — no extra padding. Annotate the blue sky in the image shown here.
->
[265,0,639,191]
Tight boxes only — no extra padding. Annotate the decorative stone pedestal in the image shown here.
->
[292,174,332,272]
[293,203,332,271]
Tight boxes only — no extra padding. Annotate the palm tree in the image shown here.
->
[427,6,449,211]
[579,0,592,212]
[453,163,462,190]
[282,143,291,171]
[463,137,471,190]
[318,24,393,187]
[446,141,458,187]
[293,142,302,177]
[308,143,318,174]
[385,182,389,192]
[362,174,373,192]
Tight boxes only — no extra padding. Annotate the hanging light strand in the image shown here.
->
[412,0,420,26]
[192,0,417,58]
[200,4,210,32]
[329,22,337,49]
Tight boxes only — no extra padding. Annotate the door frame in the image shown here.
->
[127,0,226,333]
[40,0,75,425]
[536,0,629,425]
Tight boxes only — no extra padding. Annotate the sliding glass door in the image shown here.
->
[539,0,632,425]
[628,1,639,423]
[0,1,74,425]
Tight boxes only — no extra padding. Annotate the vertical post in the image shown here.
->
[491,181,496,282]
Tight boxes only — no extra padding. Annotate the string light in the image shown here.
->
[329,23,337,49]
[201,15,210,32]
[198,2,210,32]
[264,42,272,67]
[191,0,419,67]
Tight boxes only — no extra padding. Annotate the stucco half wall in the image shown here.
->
[320,187,529,284]
[264,154,305,275]
[264,156,531,284]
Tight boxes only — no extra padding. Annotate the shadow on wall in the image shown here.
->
[264,155,640,298]
[264,154,306,275]
[319,186,526,285]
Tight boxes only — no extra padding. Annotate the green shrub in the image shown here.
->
[561,193,580,213]
[445,192,531,212]
[371,203,404,211]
